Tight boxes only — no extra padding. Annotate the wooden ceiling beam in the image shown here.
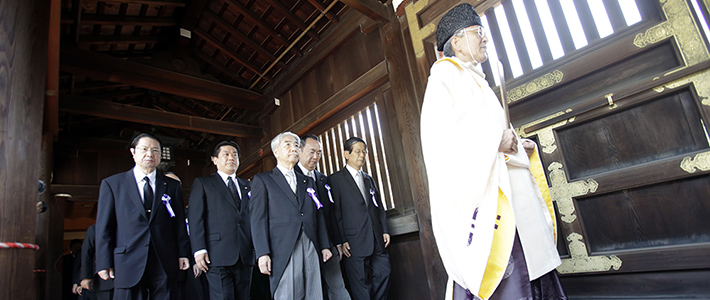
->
[221,0,292,47]
[59,94,263,138]
[190,49,252,88]
[339,0,389,23]
[67,81,131,92]
[82,0,187,7]
[63,15,178,26]
[78,35,168,45]
[193,28,273,82]
[306,0,339,24]
[261,0,320,41]
[60,48,263,110]
[202,9,286,69]
[90,88,147,99]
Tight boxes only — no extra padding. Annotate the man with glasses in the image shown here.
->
[420,3,566,300]
[96,133,190,300]
[327,137,390,300]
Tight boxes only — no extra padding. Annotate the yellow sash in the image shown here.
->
[528,148,557,243]
[478,189,515,300]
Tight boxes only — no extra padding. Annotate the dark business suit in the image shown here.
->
[96,169,190,300]
[188,173,253,300]
[328,167,390,300]
[295,165,351,300]
[80,224,114,300]
[250,167,330,296]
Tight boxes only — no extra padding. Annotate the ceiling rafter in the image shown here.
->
[82,0,187,7]
[221,0,293,50]
[193,28,273,82]
[261,0,320,42]
[190,49,253,88]
[67,15,177,26]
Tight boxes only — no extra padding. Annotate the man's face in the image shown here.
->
[299,138,322,171]
[70,242,82,253]
[212,145,239,175]
[344,142,367,170]
[456,25,488,64]
[130,137,161,172]
[274,135,300,166]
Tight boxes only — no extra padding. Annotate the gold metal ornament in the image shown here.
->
[508,70,564,103]
[634,0,710,66]
[652,68,710,107]
[547,162,598,224]
[680,151,710,173]
[557,233,622,274]
[518,109,574,154]
[405,0,436,59]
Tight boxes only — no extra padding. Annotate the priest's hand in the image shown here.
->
[522,139,536,157]
[258,255,272,275]
[499,129,518,154]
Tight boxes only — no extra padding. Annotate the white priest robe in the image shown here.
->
[420,56,561,299]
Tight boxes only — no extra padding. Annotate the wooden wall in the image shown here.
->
[0,0,50,299]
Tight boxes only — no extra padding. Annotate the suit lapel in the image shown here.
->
[237,177,250,211]
[125,171,148,221]
[296,172,308,210]
[211,173,240,212]
[151,174,168,223]
[345,169,366,201]
[271,168,299,208]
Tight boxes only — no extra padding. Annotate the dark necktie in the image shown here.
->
[227,177,241,211]
[143,176,153,213]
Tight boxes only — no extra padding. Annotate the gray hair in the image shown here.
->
[270,131,300,152]
[442,28,466,57]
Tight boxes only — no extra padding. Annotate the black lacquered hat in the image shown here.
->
[436,3,482,51]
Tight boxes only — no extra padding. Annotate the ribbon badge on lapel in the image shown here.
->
[369,189,379,207]
[161,194,176,217]
[324,184,335,203]
[306,187,323,209]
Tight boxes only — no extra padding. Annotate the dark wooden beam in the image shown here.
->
[339,0,389,23]
[193,28,272,82]
[306,0,339,24]
[59,94,263,138]
[82,0,186,6]
[91,88,147,99]
[190,49,252,88]
[60,48,263,110]
[202,9,286,69]
[78,35,168,45]
[261,0,321,41]
[221,0,291,46]
[64,15,177,26]
[65,81,131,92]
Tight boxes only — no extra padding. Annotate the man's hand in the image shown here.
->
[98,268,114,280]
[192,263,203,278]
[322,248,333,262]
[341,242,352,258]
[72,283,80,294]
[498,129,518,154]
[258,255,272,275]
[179,257,190,270]
[383,233,391,248]
[80,278,93,291]
[336,245,344,261]
[195,252,210,272]
[522,139,536,157]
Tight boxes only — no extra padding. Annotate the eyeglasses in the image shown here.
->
[464,26,486,38]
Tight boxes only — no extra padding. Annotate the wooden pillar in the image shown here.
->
[0,0,50,299]
[36,133,63,300]
[380,3,447,299]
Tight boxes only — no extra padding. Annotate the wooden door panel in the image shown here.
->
[577,174,710,253]
[556,89,708,180]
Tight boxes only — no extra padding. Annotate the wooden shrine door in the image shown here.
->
[403,0,710,297]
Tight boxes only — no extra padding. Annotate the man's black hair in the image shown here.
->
[299,134,320,148]
[212,141,241,158]
[344,137,367,152]
[130,133,162,149]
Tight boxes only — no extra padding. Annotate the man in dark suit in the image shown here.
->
[250,131,332,300]
[328,137,391,300]
[96,133,190,300]
[295,134,351,300]
[64,239,82,300]
[80,224,114,300]
[188,141,253,300]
